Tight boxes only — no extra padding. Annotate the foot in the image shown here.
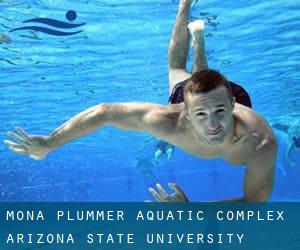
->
[179,0,198,5]
[179,0,192,8]
[188,19,205,35]
[188,20,205,47]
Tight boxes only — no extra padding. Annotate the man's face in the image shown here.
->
[185,86,234,145]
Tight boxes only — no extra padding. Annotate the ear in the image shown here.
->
[184,105,190,120]
[231,97,236,108]
[186,113,191,121]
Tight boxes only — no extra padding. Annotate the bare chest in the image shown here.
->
[223,140,252,166]
[174,134,253,165]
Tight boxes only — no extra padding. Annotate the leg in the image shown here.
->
[188,20,208,73]
[168,0,193,95]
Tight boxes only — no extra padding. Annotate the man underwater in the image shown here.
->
[4,0,277,202]
[273,120,300,168]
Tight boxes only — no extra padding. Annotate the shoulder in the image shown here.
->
[144,103,186,131]
[233,103,277,153]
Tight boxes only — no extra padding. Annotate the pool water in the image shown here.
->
[0,0,299,201]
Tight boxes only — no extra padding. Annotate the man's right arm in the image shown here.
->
[48,102,176,147]
[5,103,178,159]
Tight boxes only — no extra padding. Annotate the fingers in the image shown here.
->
[4,140,25,149]
[4,127,31,150]
[148,183,169,202]
[15,126,30,140]
[4,140,27,155]
[168,183,187,200]
[12,148,27,155]
[30,155,42,160]
[4,139,17,147]
[148,183,188,203]
[5,127,31,146]
[7,131,29,145]
[156,183,168,199]
[148,187,161,202]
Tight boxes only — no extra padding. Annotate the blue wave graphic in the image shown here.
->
[9,26,83,36]
[9,10,85,36]
[23,18,85,29]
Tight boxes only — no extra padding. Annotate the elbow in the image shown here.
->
[244,196,269,202]
[245,178,273,202]
[100,103,110,111]
[95,103,112,123]
[79,103,112,128]
[256,193,270,202]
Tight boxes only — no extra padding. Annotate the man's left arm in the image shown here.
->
[148,135,277,203]
[240,135,277,202]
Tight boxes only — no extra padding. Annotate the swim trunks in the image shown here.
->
[168,79,252,108]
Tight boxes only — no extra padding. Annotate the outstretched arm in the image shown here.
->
[225,135,277,202]
[4,103,177,160]
[201,135,277,202]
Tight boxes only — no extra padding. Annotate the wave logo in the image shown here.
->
[10,10,85,36]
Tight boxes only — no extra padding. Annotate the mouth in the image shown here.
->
[207,127,222,136]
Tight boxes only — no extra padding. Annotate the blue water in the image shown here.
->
[0,0,299,201]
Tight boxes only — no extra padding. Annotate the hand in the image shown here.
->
[148,183,189,202]
[4,127,51,160]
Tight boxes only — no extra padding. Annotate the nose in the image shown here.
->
[207,115,219,130]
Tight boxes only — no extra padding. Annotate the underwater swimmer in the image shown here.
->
[4,0,277,202]
[288,137,299,167]
[154,0,251,164]
[273,120,300,168]
[137,136,175,164]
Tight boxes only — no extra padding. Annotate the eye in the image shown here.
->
[196,112,207,117]
[215,109,225,114]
